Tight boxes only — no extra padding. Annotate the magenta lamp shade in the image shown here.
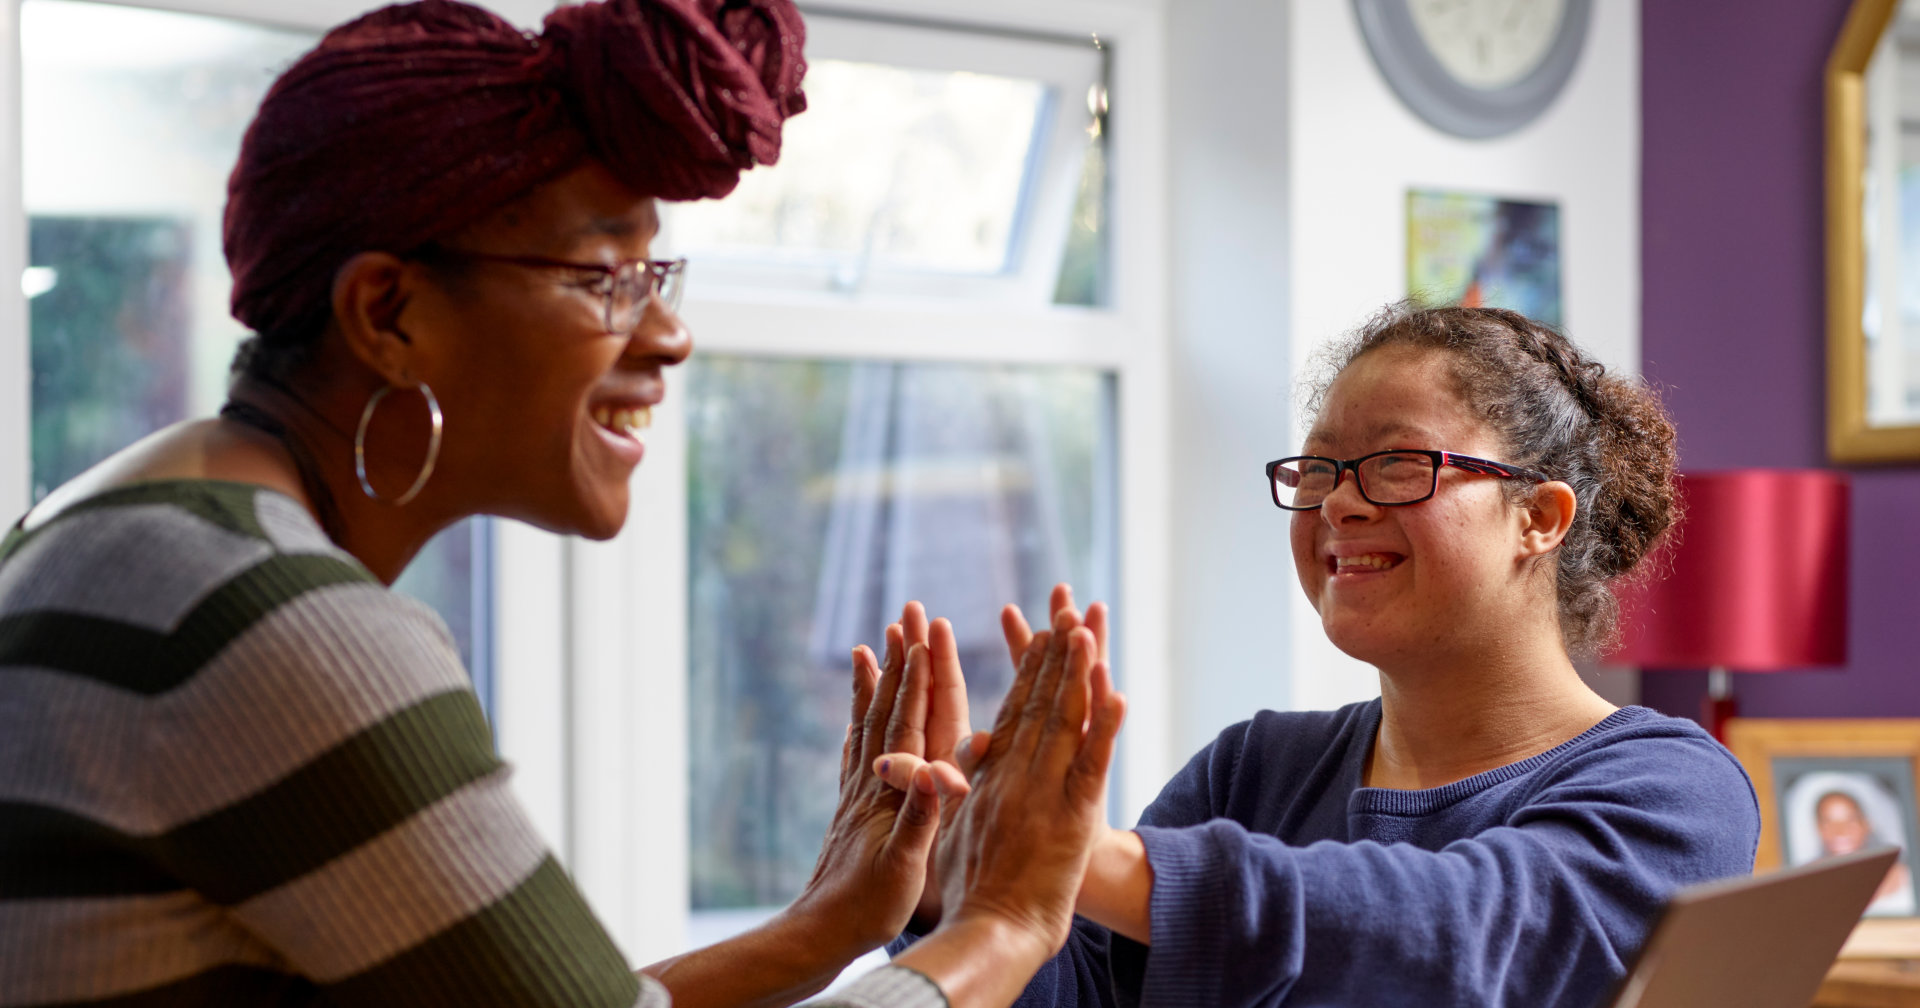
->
[1611,469,1849,671]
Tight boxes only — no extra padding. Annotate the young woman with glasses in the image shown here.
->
[0,2,1121,1006]
[882,304,1760,1006]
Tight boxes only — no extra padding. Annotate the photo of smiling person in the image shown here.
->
[1782,768,1918,917]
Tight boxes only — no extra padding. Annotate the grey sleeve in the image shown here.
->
[636,974,673,1008]
[804,966,949,1008]
[635,965,946,1008]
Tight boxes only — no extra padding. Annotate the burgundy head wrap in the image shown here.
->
[224,0,805,345]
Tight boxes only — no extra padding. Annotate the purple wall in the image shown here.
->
[1640,0,1920,718]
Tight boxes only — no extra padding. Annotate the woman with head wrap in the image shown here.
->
[0,2,1122,1006]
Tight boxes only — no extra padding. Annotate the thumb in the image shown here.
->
[955,730,992,779]
[873,752,931,793]
[888,763,941,863]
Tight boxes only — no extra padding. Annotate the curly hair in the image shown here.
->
[1305,303,1680,655]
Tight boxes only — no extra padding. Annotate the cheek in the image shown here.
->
[1288,514,1323,591]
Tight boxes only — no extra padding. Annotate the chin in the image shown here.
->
[1319,610,1395,665]
[573,492,630,541]
[515,486,630,541]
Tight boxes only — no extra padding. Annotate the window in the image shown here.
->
[686,357,1116,910]
[17,0,499,702]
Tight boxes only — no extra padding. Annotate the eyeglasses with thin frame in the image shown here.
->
[419,248,687,334]
[1265,449,1550,511]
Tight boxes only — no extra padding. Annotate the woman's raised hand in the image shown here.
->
[781,602,947,960]
[889,604,1127,1006]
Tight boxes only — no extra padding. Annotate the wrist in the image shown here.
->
[889,909,1059,1008]
[932,908,1055,973]
[1075,828,1152,944]
[766,895,870,977]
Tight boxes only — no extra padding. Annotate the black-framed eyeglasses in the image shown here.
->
[1265,449,1550,511]
[419,248,687,334]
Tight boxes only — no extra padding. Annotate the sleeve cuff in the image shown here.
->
[812,965,948,1008]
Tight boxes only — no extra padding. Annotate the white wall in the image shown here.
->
[1164,0,1295,761]
[1284,0,1643,713]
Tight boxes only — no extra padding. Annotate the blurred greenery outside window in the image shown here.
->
[21,0,495,710]
[673,14,1118,923]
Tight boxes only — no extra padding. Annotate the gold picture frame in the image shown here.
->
[1827,0,1920,462]
[1725,718,1920,956]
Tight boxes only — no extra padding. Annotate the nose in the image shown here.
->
[1318,467,1378,524]
[625,291,693,367]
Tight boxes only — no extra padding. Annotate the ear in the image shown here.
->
[329,251,419,385]
[1517,480,1577,558]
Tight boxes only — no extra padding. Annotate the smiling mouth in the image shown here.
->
[591,404,653,439]
[1330,552,1404,574]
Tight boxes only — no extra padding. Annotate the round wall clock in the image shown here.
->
[1352,0,1594,139]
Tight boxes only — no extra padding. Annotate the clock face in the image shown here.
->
[1353,0,1590,138]
[1406,0,1569,90]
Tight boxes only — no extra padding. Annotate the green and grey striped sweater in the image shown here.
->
[0,481,941,1008]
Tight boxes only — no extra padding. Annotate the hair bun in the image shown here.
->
[542,0,807,201]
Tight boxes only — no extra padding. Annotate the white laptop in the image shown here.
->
[1606,846,1899,1008]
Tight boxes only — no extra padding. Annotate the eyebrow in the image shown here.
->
[1303,421,1440,452]
[571,204,660,240]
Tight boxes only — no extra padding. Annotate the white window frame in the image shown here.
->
[667,11,1103,306]
[0,0,1172,971]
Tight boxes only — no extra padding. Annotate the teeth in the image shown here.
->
[591,405,654,437]
[1336,554,1396,571]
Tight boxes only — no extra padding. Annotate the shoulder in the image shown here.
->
[3,480,461,696]
[1522,706,1760,870]
[1557,707,1754,787]
[2,480,482,820]
[1222,699,1379,763]
[1143,700,1377,825]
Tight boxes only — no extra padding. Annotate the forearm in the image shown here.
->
[888,914,1054,1008]
[641,906,858,1008]
[1074,828,1152,944]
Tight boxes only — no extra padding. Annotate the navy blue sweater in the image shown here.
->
[899,701,1759,1008]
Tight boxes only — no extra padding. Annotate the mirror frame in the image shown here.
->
[1829,0,1920,462]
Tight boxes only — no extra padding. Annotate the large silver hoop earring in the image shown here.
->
[355,382,442,506]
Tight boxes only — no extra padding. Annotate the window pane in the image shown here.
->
[22,0,493,710]
[667,61,1047,275]
[686,355,1117,910]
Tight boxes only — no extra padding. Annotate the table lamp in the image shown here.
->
[1609,469,1849,741]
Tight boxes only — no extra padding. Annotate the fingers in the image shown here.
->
[887,762,941,866]
[884,643,932,756]
[845,645,880,781]
[986,629,1049,763]
[954,730,991,778]
[928,759,970,802]
[926,759,970,798]
[873,751,931,791]
[1086,601,1110,667]
[901,601,930,653]
[925,618,971,762]
[1030,627,1095,768]
[1001,604,1033,672]
[872,751,974,803]
[1049,583,1075,622]
[860,623,907,766]
[1070,660,1127,804]
[1011,608,1082,758]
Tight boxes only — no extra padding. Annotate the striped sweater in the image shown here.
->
[0,480,942,1008]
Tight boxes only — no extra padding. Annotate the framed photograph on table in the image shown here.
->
[1725,718,1920,956]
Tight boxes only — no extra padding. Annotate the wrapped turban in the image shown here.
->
[224,0,805,347]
